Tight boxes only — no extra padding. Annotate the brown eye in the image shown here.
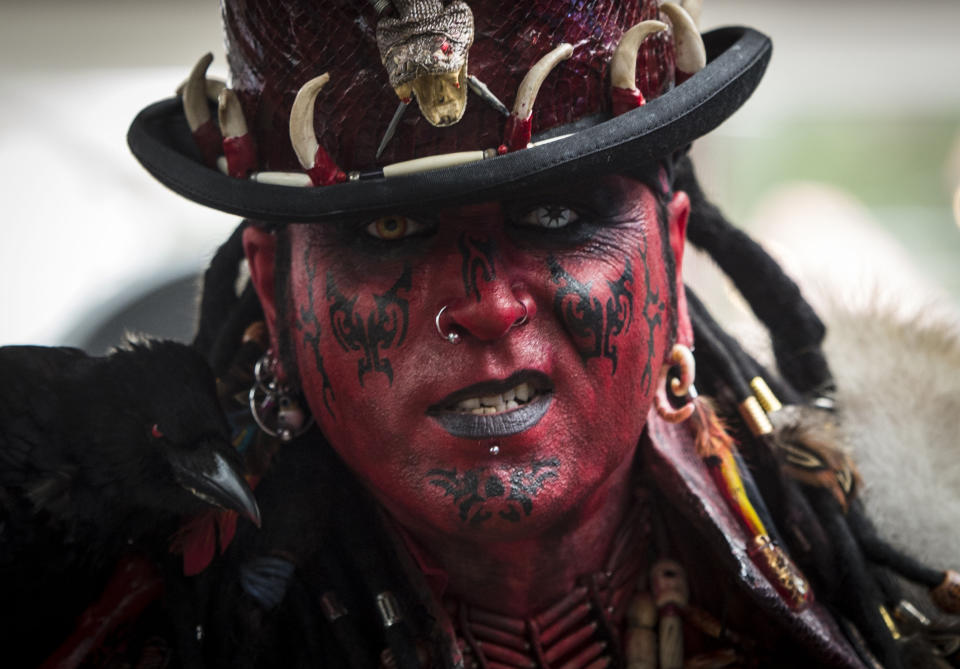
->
[365,215,427,240]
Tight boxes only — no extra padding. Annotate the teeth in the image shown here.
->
[457,397,480,410]
[452,382,539,414]
[481,394,501,407]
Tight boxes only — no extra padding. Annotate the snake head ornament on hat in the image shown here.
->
[128,0,771,223]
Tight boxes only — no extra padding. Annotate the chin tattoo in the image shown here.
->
[326,266,412,386]
[426,458,560,527]
[548,255,635,375]
[459,232,498,302]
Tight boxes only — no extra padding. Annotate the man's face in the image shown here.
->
[262,175,687,542]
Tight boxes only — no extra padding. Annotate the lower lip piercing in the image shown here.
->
[489,445,500,455]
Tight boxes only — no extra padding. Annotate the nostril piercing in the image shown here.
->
[435,305,462,344]
[511,302,529,328]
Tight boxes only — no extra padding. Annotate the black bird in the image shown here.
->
[0,339,261,665]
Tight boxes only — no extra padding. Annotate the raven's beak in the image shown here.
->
[171,450,262,527]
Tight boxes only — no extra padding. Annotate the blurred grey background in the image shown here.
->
[1,0,959,352]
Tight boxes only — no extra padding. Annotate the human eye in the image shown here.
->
[515,205,580,230]
[364,214,430,240]
[506,201,599,249]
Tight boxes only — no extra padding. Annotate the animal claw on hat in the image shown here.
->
[182,52,223,166]
[217,89,249,139]
[680,0,703,30]
[661,3,707,83]
[218,88,257,178]
[289,73,347,186]
[503,43,574,152]
[610,21,668,93]
[609,20,667,115]
[182,53,215,132]
[176,77,225,104]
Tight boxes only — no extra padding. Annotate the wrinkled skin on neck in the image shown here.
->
[245,176,691,616]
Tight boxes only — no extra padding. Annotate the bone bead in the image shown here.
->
[625,591,657,669]
[651,559,689,609]
[651,560,688,669]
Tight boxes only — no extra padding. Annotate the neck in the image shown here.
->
[399,450,639,618]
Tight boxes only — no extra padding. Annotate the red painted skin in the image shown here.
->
[245,176,692,617]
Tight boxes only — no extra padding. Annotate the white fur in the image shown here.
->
[825,305,960,570]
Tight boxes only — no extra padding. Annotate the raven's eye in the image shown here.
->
[365,215,427,240]
[517,205,579,229]
[151,424,164,439]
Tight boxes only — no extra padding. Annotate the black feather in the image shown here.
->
[0,339,259,665]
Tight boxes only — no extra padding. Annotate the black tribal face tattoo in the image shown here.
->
[295,246,336,417]
[326,266,412,386]
[548,255,636,375]
[458,232,498,302]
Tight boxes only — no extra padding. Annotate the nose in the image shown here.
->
[439,283,536,343]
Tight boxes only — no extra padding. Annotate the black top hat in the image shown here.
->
[127,0,770,223]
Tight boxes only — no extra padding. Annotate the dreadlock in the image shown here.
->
[678,157,958,668]
[186,160,958,668]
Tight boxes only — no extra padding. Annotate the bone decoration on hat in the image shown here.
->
[173,0,709,190]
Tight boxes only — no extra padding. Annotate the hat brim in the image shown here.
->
[128,26,770,224]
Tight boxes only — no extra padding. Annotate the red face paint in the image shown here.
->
[286,176,680,547]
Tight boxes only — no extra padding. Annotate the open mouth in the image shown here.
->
[426,371,553,439]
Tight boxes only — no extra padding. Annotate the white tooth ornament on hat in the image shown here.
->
[660,2,707,85]
[610,20,668,117]
[502,43,574,153]
[181,53,223,167]
[217,89,257,179]
[176,78,226,104]
[681,0,703,30]
[289,74,347,187]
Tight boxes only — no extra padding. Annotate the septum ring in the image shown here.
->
[435,305,461,344]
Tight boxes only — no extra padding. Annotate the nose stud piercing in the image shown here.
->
[435,305,461,344]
